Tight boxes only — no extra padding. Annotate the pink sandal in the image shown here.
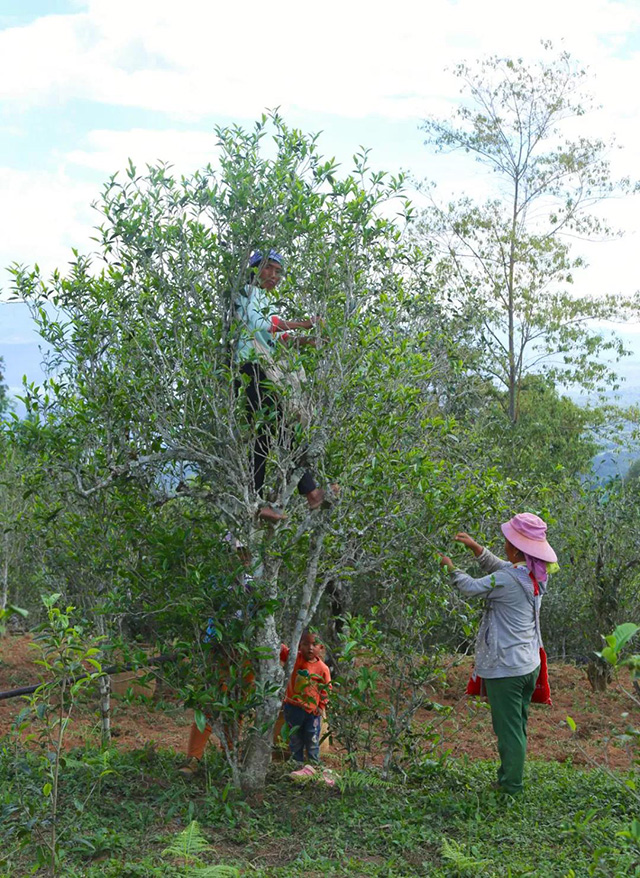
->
[290,764,317,780]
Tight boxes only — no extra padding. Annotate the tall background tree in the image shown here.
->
[417,44,638,426]
[0,357,8,415]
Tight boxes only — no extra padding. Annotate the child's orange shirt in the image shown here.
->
[280,645,331,715]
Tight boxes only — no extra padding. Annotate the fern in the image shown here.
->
[161,819,211,866]
[160,821,239,876]
[441,837,493,875]
[334,769,388,793]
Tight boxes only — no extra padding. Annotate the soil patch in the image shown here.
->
[429,656,638,769]
[1,636,637,770]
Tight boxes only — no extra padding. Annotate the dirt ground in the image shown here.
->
[1,634,638,771]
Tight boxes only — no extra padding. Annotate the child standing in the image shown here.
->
[280,631,331,767]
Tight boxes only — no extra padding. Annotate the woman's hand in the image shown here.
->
[453,532,484,556]
[438,553,455,572]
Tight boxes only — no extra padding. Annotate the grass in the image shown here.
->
[1,742,639,877]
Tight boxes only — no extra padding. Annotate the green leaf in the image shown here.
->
[611,623,639,653]
[6,604,28,618]
[194,710,207,733]
[566,715,576,732]
[599,646,617,666]
[43,783,52,796]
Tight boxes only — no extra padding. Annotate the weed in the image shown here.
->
[2,740,639,876]
[441,837,494,875]
[9,594,108,876]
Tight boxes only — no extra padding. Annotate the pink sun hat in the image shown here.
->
[500,513,557,563]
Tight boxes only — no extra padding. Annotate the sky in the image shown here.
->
[1,0,640,406]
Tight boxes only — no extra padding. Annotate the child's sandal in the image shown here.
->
[290,764,317,780]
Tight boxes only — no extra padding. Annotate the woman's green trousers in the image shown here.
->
[484,666,539,794]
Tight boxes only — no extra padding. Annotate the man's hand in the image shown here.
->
[285,336,318,348]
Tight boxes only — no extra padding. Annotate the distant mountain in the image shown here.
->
[564,383,640,482]
[591,447,640,482]
[566,386,640,409]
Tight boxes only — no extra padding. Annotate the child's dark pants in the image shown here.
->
[283,703,322,763]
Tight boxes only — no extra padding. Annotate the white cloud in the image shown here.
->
[0,129,224,287]
[66,128,220,174]
[0,167,96,285]
[1,0,640,123]
[1,0,639,301]
[0,327,37,344]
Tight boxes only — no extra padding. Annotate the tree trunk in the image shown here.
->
[235,545,284,798]
[326,579,347,641]
[237,518,333,796]
[1,532,9,612]
[507,175,520,424]
[587,658,612,693]
[589,549,618,692]
[96,616,111,745]
[239,609,283,798]
[98,673,111,747]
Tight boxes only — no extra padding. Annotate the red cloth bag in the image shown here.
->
[466,649,550,704]
[466,572,552,705]
[531,647,551,704]
[529,573,552,705]
[466,668,486,697]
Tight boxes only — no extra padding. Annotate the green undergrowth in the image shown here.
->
[1,741,638,876]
